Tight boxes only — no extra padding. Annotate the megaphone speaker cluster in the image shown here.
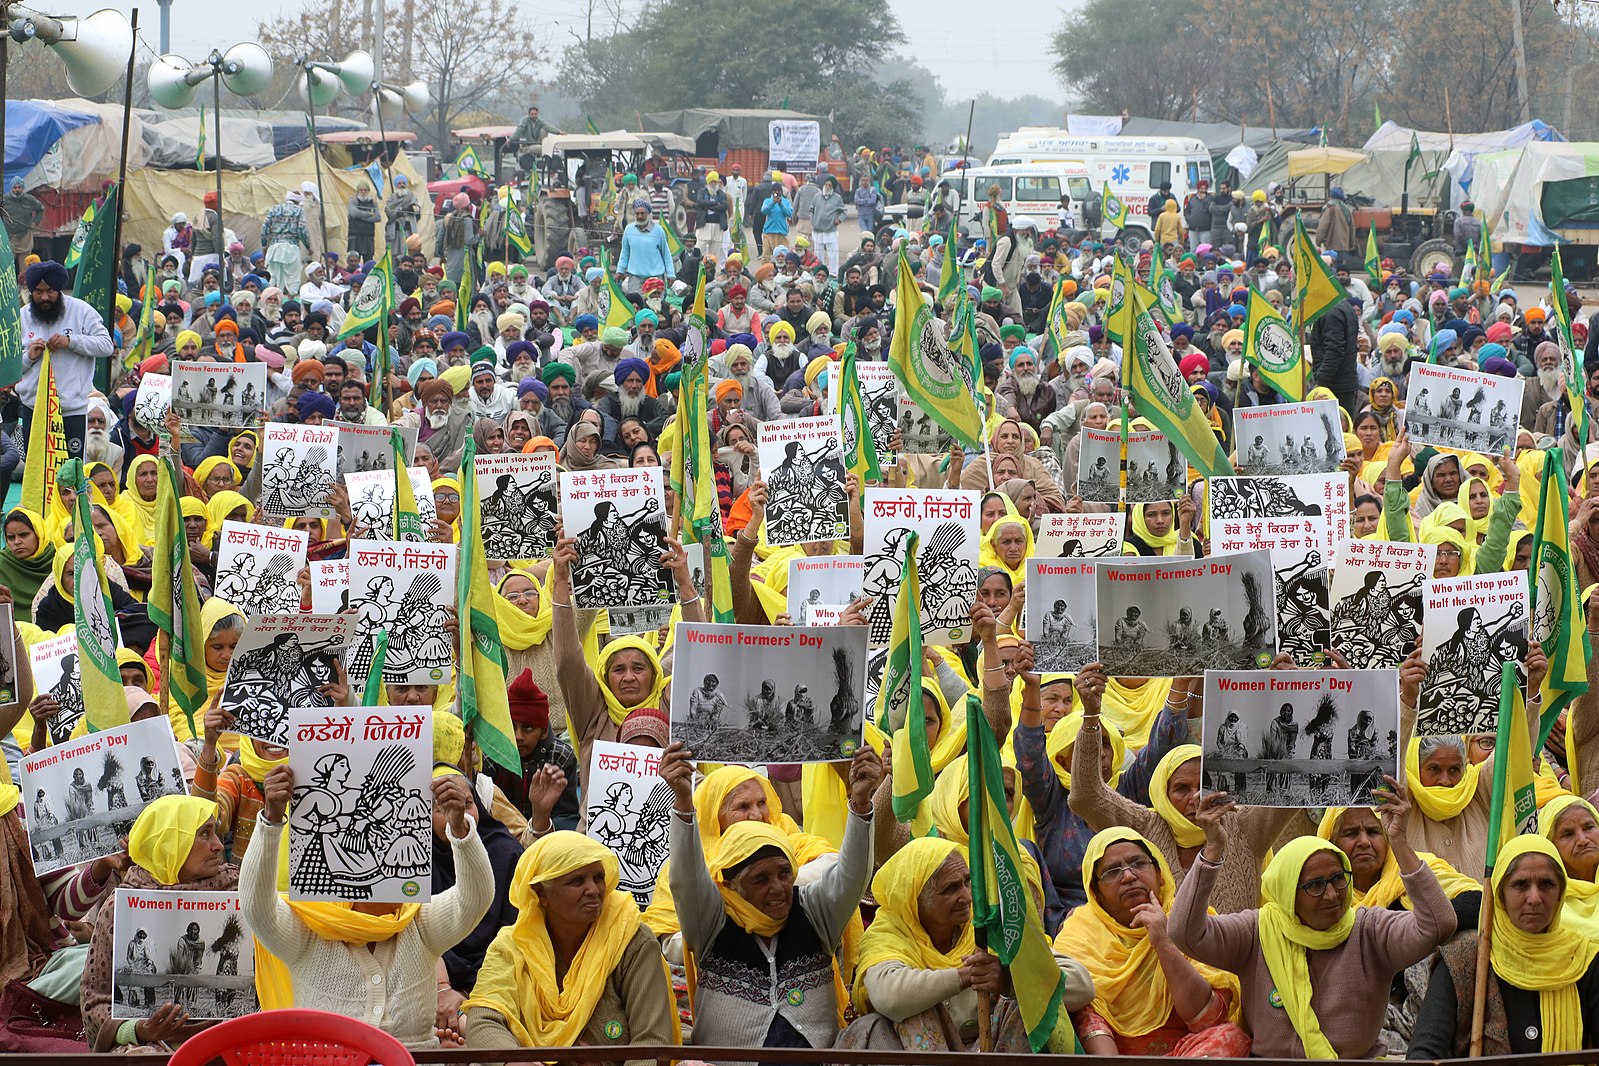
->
[146,41,273,110]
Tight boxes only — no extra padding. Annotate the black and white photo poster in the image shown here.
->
[309,559,349,614]
[29,631,82,743]
[334,421,415,478]
[257,421,339,518]
[220,614,359,746]
[112,890,257,1019]
[1209,473,1349,547]
[475,452,557,561]
[171,360,266,429]
[1124,429,1186,504]
[1403,362,1522,453]
[344,468,437,540]
[1211,514,1330,667]
[758,416,849,546]
[897,395,955,455]
[787,555,864,622]
[133,373,170,429]
[670,622,867,762]
[1035,512,1123,558]
[1201,669,1400,807]
[1075,428,1121,503]
[21,717,187,874]
[1328,539,1433,668]
[286,707,433,903]
[1095,552,1278,677]
[1026,559,1098,673]
[1418,571,1529,736]
[0,603,14,705]
[346,541,457,689]
[862,489,981,646]
[1233,399,1346,475]
[585,741,672,908]
[561,467,674,610]
[213,522,308,616]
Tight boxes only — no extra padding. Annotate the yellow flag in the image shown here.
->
[1290,213,1349,331]
[455,436,518,772]
[887,249,983,449]
[1124,285,1234,479]
[21,350,64,517]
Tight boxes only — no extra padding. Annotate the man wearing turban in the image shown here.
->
[399,375,470,470]
[18,260,115,458]
[600,356,664,439]
[536,362,588,447]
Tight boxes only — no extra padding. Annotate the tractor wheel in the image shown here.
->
[539,197,573,269]
[1410,238,1460,279]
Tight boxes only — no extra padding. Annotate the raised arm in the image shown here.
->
[729,482,767,625]
[1066,664,1158,834]
[660,744,729,955]
[548,534,604,739]
[1166,793,1257,972]
[242,769,316,967]
[800,749,880,949]
[415,775,495,955]
[1365,777,1458,970]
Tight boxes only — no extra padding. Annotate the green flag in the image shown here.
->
[1105,251,1132,344]
[196,105,207,172]
[1125,284,1234,478]
[1243,287,1305,401]
[455,254,474,332]
[0,225,22,387]
[1374,102,1382,130]
[123,267,156,370]
[392,427,424,542]
[838,342,881,482]
[662,217,685,259]
[147,453,206,735]
[886,249,983,448]
[339,251,393,341]
[1290,211,1348,332]
[1486,660,1538,878]
[1530,448,1589,752]
[1406,131,1422,174]
[62,460,125,732]
[504,196,532,257]
[600,248,634,332]
[1364,223,1381,289]
[882,531,932,821]
[1550,244,1585,437]
[62,199,95,269]
[584,115,601,135]
[456,436,520,772]
[71,182,120,332]
[937,220,961,305]
[454,145,484,177]
[1039,278,1072,363]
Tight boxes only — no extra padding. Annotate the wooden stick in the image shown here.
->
[1468,877,1494,1055]
[974,927,994,1052]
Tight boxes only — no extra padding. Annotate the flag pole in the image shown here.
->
[1468,876,1494,1055]
[100,7,138,395]
[974,927,995,1052]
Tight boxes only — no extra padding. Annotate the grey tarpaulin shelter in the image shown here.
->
[642,108,831,157]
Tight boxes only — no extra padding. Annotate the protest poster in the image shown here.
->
[132,373,170,428]
[605,605,672,636]
[853,361,900,460]
[670,622,867,762]
[346,540,457,690]
[171,360,266,429]
[862,488,981,646]
[1075,428,1121,503]
[213,521,308,616]
[1095,552,1278,677]
[758,415,849,546]
[1211,513,1330,667]
[220,613,360,746]
[1124,429,1187,504]
[257,421,339,518]
[333,420,415,478]
[800,604,848,626]
[1328,539,1433,668]
[897,395,954,454]
[561,467,674,609]
[343,468,437,540]
[21,717,187,875]
[1209,472,1349,548]
[285,707,433,903]
[0,603,13,705]
[112,889,257,1020]
[585,740,673,907]
[1417,571,1529,736]
[309,559,349,614]
[475,451,557,560]
[1034,512,1124,558]
[1026,558,1098,673]
[1403,363,1522,453]
[1201,669,1400,807]
[1233,399,1347,475]
[29,631,83,743]
[787,556,864,620]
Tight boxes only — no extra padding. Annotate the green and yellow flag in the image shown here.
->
[838,342,881,482]
[147,452,206,735]
[455,254,475,333]
[600,249,635,332]
[1550,245,1586,439]
[968,695,1070,1052]
[196,106,207,172]
[454,145,484,178]
[1531,448,1589,754]
[1125,284,1234,478]
[63,460,125,732]
[21,349,64,518]
[63,199,96,270]
[881,531,932,821]
[1486,660,1538,878]
[455,436,518,772]
[1364,224,1381,289]
[663,217,685,259]
[504,196,533,258]
[392,427,424,542]
[1101,182,1128,230]
[123,269,156,371]
[1290,212,1348,333]
[1105,251,1132,344]
[339,251,393,341]
[1039,279,1072,363]
[1243,287,1305,401]
[887,249,983,448]
[677,271,734,622]
[937,220,961,305]
[584,115,601,135]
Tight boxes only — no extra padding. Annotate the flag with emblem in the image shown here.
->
[21,349,64,517]
[455,436,518,772]
[937,220,961,305]
[1530,448,1589,753]
[1550,244,1585,437]
[1243,287,1305,401]
[1151,243,1183,325]
[881,531,932,821]
[148,452,206,734]
[339,251,393,341]
[1485,660,1538,879]
[1364,224,1381,289]
[887,249,983,448]
[0,226,22,386]
[1105,250,1132,344]
[1101,182,1128,229]
[600,249,634,332]
[1039,278,1072,363]
[839,342,881,482]
[123,268,156,370]
[63,199,95,269]
[392,426,424,541]
[64,460,125,731]
[455,253,474,332]
[1289,211,1348,333]
[454,145,484,178]
[1125,284,1234,478]
[662,217,685,259]
[504,194,532,257]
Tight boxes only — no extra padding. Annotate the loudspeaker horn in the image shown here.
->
[52,8,131,97]
[328,49,374,96]
[146,52,200,109]
[219,41,272,96]
[376,79,429,122]
[299,65,340,107]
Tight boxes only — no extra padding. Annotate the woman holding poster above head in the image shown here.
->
[1123,498,1197,557]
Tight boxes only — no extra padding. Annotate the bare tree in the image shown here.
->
[409,0,542,150]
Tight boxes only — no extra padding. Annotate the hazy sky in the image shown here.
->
[101,0,1057,107]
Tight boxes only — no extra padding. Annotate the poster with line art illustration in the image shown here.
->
[1211,513,1330,668]
[343,468,437,541]
[1035,512,1123,558]
[212,522,307,616]
[286,707,433,903]
[1208,473,1349,549]
[862,489,981,647]
[257,421,339,518]
[475,451,557,561]
[585,740,672,907]
[133,373,170,429]
[29,631,83,744]
[220,613,360,747]
[345,540,457,692]
[309,559,349,614]
[561,467,674,610]
[1417,571,1529,737]
[758,416,849,546]
[1328,539,1433,669]
[112,889,257,1020]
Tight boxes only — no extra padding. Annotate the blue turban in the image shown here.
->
[407,358,438,388]
[585,268,603,282]
[439,330,471,352]
[614,357,651,387]
[203,291,222,307]
[1007,345,1037,368]
[634,308,659,327]
[728,332,758,350]
[1430,329,1459,356]
[23,260,71,292]
[297,391,337,420]
[1480,350,1516,377]
[1378,323,1408,339]
[1228,304,1246,318]
[518,377,547,399]
[1393,309,1415,325]
[1171,323,1195,340]
[239,273,263,289]
[573,313,600,332]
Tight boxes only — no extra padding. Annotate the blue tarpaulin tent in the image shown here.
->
[3,99,98,189]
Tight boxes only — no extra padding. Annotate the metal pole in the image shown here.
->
[372,0,384,84]
[1,27,8,205]
[212,70,227,294]
[100,6,137,393]
[1510,0,1531,125]
[304,66,330,255]
[156,0,168,51]
[372,86,393,186]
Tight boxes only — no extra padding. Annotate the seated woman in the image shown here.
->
[242,763,493,1048]
[1317,806,1482,925]
[1169,779,1457,1058]
[81,795,234,1052]
[843,838,1092,1052]
[1539,795,1599,938]
[662,741,880,1051]
[1056,827,1247,1057]
[1408,835,1599,1057]
[464,831,675,1061]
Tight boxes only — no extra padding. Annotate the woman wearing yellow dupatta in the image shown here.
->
[1539,795,1599,938]
[1056,827,1244,1057]
[121,454,163,546]
[1170,786,1457,1059]
[493,569,565,718]
[1316,806,1481,923]
[1409,834,1599,1057]
[840,838,1092,1052]
[192,456,241,500]
[0,508,55,622]
[464,831,676,1058]
[430,476,462,542]
[976,514,1031,585]
[1124,499,1196,556]
[243,763,493,1048]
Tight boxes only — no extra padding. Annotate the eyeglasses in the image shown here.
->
[1436,547,1464,560]
[436,491,461,503]
[1094,857,1155,884]
[1298,870,1350,897]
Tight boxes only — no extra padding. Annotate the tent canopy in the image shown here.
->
[1287,147,1367,176]
[4,99,102,189]
[1469,142,1599,246]
[1363,119,1564,195]
[642,108,830,152]
[1119,116,1319,154]
[539,130,696,156]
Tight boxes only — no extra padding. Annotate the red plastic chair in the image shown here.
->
[166,1008,415,1066]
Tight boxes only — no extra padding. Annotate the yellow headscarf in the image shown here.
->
[1044,710,1125,791]
[1488,835,1599,1052]
[256,898,424,1010]
[193,456,242,497]
[1129,502,1180,554]
[494,569,553,650]
[1538,795,1599,938]
[200,597,245,701]
[594,636,667,725]
[464,832,646,1047]
[1149,745,1204,847]
[237,736,288,782]
[1455,476,1495,544]
[1505,529,1533,572]
[180,496,209,524]
[977,514,1033,585]
[707,820,797,937]
[1256,837,1356,1059]
[1072,677,1173,750]
[1405,737,1480,821]
[1419,507,1475,576]
[121,455,162,544]
[127,795,218,885]
[1313,808,1480,910]
[204,490,252,542]
[1054,828,1239,1036]
[81,496,141,566]
[925,752,1034,845]
[1459,451,1503,492]
[851,839,973,1013]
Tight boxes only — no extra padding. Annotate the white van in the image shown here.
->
[953,163,1093,236]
